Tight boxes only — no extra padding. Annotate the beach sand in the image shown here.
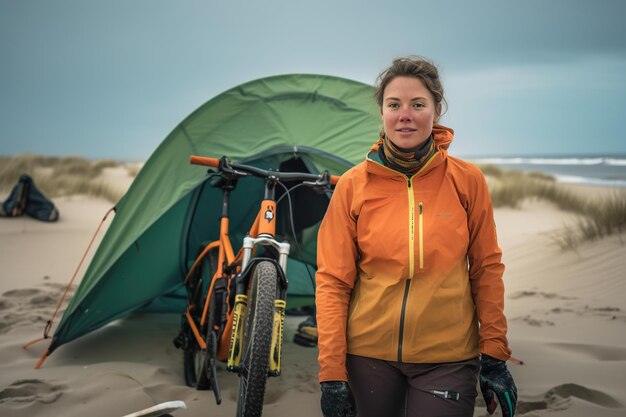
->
[1,177,625,416]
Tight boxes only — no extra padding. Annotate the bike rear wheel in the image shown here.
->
[236,261,278,417]
[183,246,219,390]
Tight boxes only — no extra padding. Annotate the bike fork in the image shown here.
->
[227,294,248,372]
[268,299,286,377]
[226,294,286,378]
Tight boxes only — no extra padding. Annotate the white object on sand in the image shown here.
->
[121,400,187,417]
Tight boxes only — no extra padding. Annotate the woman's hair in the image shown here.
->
[374,56,447,115]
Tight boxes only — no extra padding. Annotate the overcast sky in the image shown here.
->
[2,0,625,160]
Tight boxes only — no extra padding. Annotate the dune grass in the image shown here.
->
[550,193,626,251]
[481,167,586,212]
[0,154,127,203]
[478,164,626,250]
[552,191,626,250]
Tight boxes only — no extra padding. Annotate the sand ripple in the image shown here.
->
[477,382,623,416]
[0,379,65,405]
[0,282,74,335]
[547,342,626,361]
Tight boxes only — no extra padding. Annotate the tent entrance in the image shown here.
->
[275,156,331,242]
[181,151,335,310]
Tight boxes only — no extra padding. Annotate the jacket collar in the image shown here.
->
[365,124,454,179]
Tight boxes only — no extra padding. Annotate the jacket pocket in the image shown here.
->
[419,202,424,270]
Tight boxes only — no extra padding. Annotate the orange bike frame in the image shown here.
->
[182,197,274,352]
[183,216,237,350]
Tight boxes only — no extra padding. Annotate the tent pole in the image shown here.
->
[22,207,116,368]
[35,349,49,369]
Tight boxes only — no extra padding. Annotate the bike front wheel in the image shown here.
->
[236,261,278,417]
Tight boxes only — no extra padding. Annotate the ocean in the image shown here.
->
[466,155,626,188]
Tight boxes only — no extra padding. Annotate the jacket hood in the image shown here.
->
[432,123,454,150]
[366,124,455,178]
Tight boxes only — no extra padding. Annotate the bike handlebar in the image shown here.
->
[190,155,341,186]
[190,155,220,168]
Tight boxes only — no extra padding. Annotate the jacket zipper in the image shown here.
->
[399,177,416,362]
[398,188,427,361]
[397,280,411,362]
[367,152,437,363]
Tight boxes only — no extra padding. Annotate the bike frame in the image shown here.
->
[182,163,292,358]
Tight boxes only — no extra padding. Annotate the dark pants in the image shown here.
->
[346,354,479,417]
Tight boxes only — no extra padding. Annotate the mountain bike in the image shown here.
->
[173,155,338,417]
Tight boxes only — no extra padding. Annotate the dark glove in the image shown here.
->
[479,354,517,417]
[320,381,357,417]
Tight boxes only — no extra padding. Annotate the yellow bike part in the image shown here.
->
[268,299,286,377]
[227,294,248,372]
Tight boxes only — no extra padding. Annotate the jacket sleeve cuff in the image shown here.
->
[318,367,348,383]
[480,339,511,362]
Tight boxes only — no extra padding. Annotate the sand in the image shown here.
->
[1,182,625,416]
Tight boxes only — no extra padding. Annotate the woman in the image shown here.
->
[316,57,517,417]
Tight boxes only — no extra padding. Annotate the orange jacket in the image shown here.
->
[316,125,511,382]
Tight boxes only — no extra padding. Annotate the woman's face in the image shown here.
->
[381,76,440,150]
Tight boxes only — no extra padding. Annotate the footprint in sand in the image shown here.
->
[509,290,575,300]
[511,315,555,327]
[29,294,56,306]
[546,383,623,408]
[2,289,42,298]
[516,394,572,415]
[0,284,74,335]
[477,383,623,416]
[585,305,626,321]
[516,384,624,415]
[0,379,65,405]
[43,282,75,294]
[549,307,574,314]
[549,304,626,322]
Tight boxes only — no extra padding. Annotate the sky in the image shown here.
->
[1,0,626,160]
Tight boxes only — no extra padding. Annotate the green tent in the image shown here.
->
[47,74,380,356]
